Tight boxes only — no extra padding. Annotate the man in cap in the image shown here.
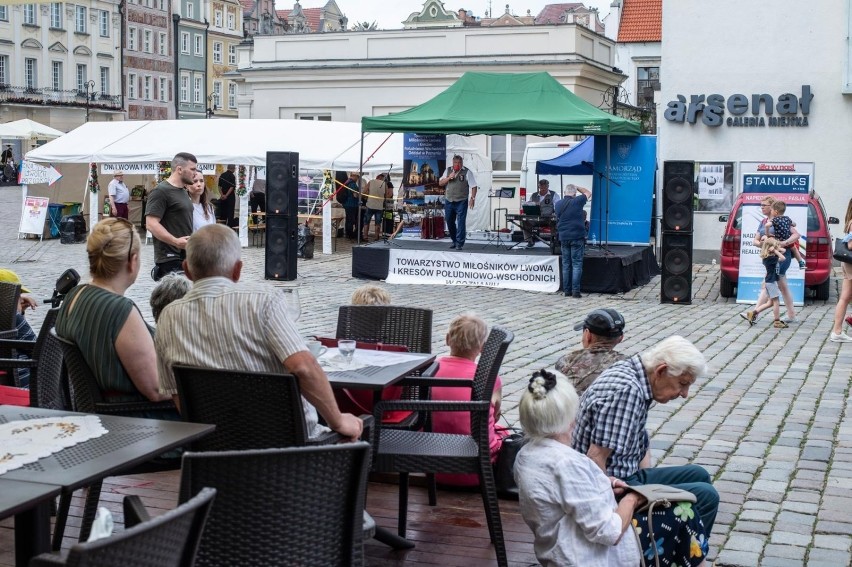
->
[555,183,592,298]
[0,269,38,387]
[107,170,130,219]
[555,308,626,395]
[522,178,560,247]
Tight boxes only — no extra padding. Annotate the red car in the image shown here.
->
[719,191,839,300]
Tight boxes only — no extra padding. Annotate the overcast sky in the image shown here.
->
[290,1,615,29]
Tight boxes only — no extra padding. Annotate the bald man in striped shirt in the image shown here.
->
[154,223,363,441]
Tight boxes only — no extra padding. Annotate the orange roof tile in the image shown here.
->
[239,0,255,15]
[276,6,323,31]
[535,3,586,25]
[617,0,661,42]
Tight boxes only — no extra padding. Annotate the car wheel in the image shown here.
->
[814,279,830,301]
[720,273,735,298]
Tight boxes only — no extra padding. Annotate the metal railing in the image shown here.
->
[0,84,123,110]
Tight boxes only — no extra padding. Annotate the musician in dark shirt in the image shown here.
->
[522,179,560,247]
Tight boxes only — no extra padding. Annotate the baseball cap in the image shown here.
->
[114,170,125,176]
[573,308,625,338]
[0,269,31,293]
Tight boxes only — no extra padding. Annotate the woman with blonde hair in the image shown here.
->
[187,171,216,232]
[515,370,707,567]
[56,218,176,414]
[830,198,852,342]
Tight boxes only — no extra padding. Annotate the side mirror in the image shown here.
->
[718,215,729,222]
[828,216,839,225]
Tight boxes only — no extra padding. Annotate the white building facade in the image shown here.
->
[660,0,852,258]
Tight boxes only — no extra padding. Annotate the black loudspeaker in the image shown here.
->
[265,151,299,281]
[662,161,695,232]
[660,232,693,304]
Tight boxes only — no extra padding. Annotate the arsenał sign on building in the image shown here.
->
[664,85,812,128]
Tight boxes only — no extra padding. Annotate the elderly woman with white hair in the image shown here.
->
[515,370,708,567]
[149,273,192,323]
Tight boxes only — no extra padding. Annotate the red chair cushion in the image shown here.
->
[0,385,30,406]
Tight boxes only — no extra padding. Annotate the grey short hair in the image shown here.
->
[641,336,707,380]
[519,372,579,439]
[150,273,191,322]
[350,285,391,306]
[186,224,241,279]
[446,313,487,357]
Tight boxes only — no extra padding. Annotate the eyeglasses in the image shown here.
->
[112,218,135,262]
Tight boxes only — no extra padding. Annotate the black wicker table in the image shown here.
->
[0,406,215,567]
[0,479,62,567]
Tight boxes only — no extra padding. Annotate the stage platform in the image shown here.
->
[352,237,658,294]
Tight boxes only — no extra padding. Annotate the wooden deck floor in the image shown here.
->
[0,471,538,566]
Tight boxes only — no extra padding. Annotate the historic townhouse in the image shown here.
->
[174,0,207,119]
[124,0,174,119]
[206,0,241,118]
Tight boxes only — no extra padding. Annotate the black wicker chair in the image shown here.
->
[51,329,179,548]
[0,307,60,391]
[0,281,20,331]
[371,326,514,567]
[29,487,216,567]
[180,444,371,567]
[336,305,433,353]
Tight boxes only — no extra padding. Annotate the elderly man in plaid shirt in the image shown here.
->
[572,335,719,535]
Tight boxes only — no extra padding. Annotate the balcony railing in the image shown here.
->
[0,84,123,110]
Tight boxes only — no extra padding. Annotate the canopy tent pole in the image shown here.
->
[356,131,365,245]
[605,135,611,246]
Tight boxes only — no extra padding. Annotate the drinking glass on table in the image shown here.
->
[338,340,356,366]
[280,288,301,322]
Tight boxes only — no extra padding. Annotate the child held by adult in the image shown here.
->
[741,237,788,329]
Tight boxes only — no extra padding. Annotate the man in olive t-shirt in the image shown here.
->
[145,152,196,280]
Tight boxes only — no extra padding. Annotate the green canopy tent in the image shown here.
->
[360,71,641,245]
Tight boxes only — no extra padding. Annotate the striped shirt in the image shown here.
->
[155,277,325,438]
[571,355,652,478]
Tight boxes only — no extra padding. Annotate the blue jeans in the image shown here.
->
[444,199,468,246]
[560,238,585,294]
[625,464,719,536]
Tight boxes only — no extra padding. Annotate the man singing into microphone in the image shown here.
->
[439,155,477,251]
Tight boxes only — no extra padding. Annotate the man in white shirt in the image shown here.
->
[107,171,130,219]
[155,223,363,441]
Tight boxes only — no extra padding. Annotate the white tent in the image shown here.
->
[0,119,65,140]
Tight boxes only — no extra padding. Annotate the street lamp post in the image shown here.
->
[206,94,217,119]
[84,80,96,122]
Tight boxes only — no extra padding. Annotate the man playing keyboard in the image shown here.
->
[522,179,560,247]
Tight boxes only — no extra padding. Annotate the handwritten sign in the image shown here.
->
[18,196,50,236]
[19,161,62,186]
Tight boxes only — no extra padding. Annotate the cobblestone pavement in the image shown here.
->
[2,186,850,566]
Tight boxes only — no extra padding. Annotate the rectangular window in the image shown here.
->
[490,135,525,172]
[0,56,8,85]
[212,81,221,108]
[228,44,236,65]
[100,67,109,95]
[52,61,63,90]
[128,27,137,51]
[213,42,222,64]
[159,32,167,55]
[23,4,36,25]
[186,2,193,19]
[0,6,8,21]
[50,3,62,29]
[128,73,137,99]
[159,77,167,102]
[194,34,203,56]
[144,75,151,100]
[214,9,222,27]
[180,75,189,102]
[99,9,109,36]
[296,114,332,121]
[76,64,87,93]
[159,0,166,10]
[193,76,202,103]
[228,83,236,109]
[144,29,152,53]
[75,5,86,33]
[181,32,189,54]
[25,59,37,89]
[636,66,661,104]
[227,11,235,30]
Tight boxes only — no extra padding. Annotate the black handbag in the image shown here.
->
[833,238,852,264]
[494,430,526,499]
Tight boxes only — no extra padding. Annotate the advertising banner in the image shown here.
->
[101,163,218,175]
[18,196,49,236]
[18,161,62,186]
[402,134,446,204]
[386,248,560,293]
[589,135,656,245]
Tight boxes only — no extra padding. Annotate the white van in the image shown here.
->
[519,141,593,205]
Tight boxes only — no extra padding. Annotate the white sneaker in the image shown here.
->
[829,332,852,343]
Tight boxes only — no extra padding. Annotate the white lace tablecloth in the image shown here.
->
[0,416,108,475]
[318,349,426,372]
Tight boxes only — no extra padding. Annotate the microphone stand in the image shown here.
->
[581,160,621,257]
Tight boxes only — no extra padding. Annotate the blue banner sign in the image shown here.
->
[589,135,657,245]
[743,174,809,193]
[402,134,446,204]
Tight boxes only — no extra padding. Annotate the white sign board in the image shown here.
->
[19,196,50,236]
[387,248,560,292]
[19,161,62,186]
[697,164,725,200]
[101,162,218,175]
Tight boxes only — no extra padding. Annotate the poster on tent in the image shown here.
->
[735,162,812,305]
[589,135,656,245]
[101,163,218,175]
[402,134,445,205]
[19,196,49,236]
